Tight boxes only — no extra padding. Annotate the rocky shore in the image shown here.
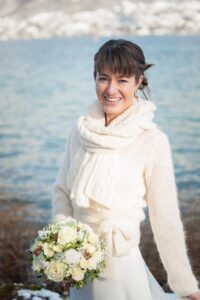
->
[0,0,199,41]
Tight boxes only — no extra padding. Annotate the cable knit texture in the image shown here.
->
[67,99,156,208]
[52,98,199,298]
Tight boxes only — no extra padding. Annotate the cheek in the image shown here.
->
[125,86,136,97]
[96,83,104,96]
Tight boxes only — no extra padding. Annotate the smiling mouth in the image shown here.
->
[104,96,121,103]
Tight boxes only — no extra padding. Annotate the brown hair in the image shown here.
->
[93,39,154,99]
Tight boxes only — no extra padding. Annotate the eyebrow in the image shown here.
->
[98,73,128,78]
[98,73,109,77]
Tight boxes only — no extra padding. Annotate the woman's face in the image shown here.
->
[95,68,143,125]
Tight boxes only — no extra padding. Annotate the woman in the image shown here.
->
[52,39,200,300]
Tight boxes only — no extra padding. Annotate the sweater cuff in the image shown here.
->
[171,276,199,298]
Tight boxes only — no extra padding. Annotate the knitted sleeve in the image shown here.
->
[51,133,73,224]
[144,131,199,298]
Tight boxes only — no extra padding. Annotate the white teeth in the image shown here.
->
[105,97,121,102]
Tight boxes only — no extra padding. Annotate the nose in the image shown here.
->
[106,81,118,95]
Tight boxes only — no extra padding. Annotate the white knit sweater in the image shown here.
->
[52,100,199,298]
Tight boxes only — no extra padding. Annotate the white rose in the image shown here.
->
[80,257,97,270]
[79,258,88,270]
[57,226,77,245]
[64,249,82,265]
[82,242,96,254]
[44,261,66,282]
[71,266,85,281]
[43,243,55,258]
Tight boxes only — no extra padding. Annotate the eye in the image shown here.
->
[118,79,128,83]
[98,77,108,82]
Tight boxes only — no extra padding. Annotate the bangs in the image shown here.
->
[94,47,137,78]
[93,39,154,99]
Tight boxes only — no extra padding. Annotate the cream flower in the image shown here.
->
[44,261,66,282]
[30,217,106,288]
[43,243,55,258]
[80,257,97,270]
[82,242,96,254]
[71,266,85,281]
[64,249,82,265]
[79,258,88,270]
[57,226,77,245]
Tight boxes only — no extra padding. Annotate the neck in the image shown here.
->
[105,113,116,127]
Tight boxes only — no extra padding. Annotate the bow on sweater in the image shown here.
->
[99,218,140,256]
[72,202,145,278]
[67,98,157,209]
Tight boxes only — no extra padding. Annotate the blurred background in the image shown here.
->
[0,0,200,299]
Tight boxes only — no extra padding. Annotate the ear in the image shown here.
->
[136,75,144,89]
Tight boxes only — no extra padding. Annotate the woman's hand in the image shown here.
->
[188,291,200,300]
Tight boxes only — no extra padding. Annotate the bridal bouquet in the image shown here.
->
[29,217,107,289]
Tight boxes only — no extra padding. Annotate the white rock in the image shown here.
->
[0,0,200,40]
[121,0,137,15]
[17,288,63,300]
[17,289,32,299]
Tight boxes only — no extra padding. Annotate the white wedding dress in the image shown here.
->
[70,246,178,300]
[69,204,179,300]
[70,247,179,300]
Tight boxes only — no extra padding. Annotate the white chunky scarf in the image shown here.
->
[67,98,157,209]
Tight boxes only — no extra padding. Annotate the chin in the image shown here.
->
[103,105,121,114]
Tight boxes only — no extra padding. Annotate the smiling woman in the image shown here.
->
[96,70,143,126]
[95,70,143,126]
[94,39,153,125]
[52,39,200,300]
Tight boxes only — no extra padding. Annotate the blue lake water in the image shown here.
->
[0,36,200,220]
